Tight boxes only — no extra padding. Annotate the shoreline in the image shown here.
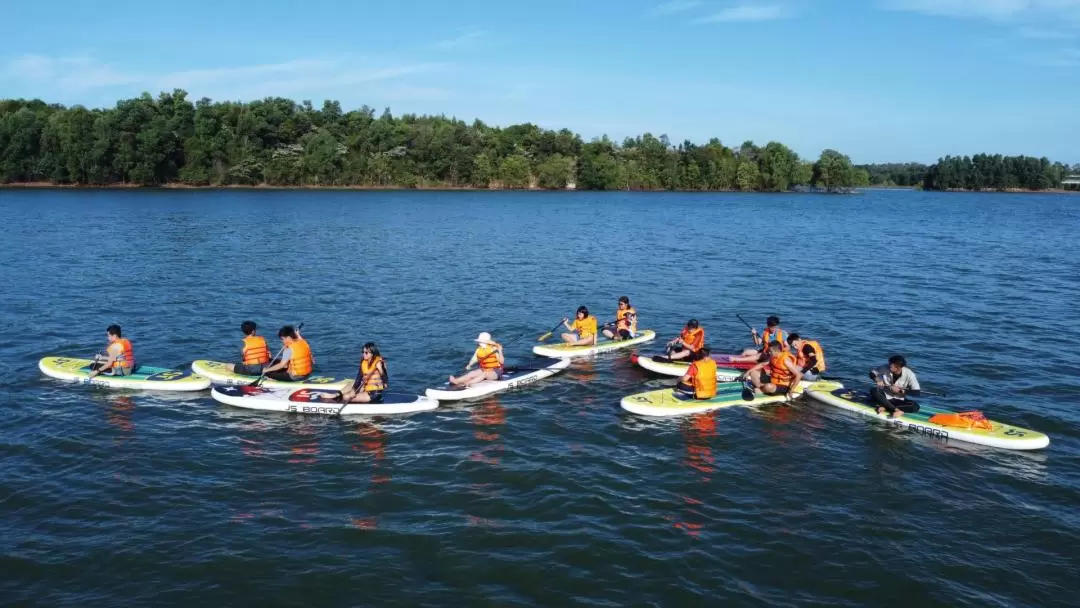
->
[1,181,1076,194]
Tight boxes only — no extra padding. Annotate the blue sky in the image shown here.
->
[2,0,1078,164]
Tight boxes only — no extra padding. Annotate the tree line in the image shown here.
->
[0,90,869,191]
[1,91,1073,192]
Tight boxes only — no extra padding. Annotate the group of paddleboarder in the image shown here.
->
[86,294,924,417]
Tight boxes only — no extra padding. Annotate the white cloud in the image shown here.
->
[3,54,451,100]
[652,1,702,15]
[436,30,487,50]
[696,3,794,23]
[883,0,1080,22]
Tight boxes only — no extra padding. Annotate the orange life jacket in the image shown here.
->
[476,344,502,370]
[112,338,135,370]
[361,355,387,392]
[617,307,637,333]
[680,327,705,352]
[769,351,797,387]
[763,327,788,351]
[795,339,826,373]
[928,411,993,431]
[242,335,270,365]
[287,338,313,377]
[691,357,718,399]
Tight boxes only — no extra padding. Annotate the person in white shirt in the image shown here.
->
[869,355,922,418]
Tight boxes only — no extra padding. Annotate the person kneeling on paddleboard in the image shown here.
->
[602,296,637,341]
[787,334,826,381]
[450,333,504,386]
[323,342,388,404]
[232,320,270,376]
[675,345,718,400]
[662,319,704,362]
[561,306,598,346]
[869,355,921,418]
[261,325,313,382]
[744,341,803,397]
[88,324,136,378]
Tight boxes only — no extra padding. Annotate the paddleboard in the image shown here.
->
[632,353,745,381]
[211,385,438,416]
[39,357,211,391]
[191,360,350,390]
[620,380,827,417]
[532,330,656,358]
[805,383,1050,451]
[426,357,571,401]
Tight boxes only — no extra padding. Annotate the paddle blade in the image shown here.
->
[537,332,553,342]
[741,381,755,401]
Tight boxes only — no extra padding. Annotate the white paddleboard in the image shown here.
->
[425,357,571,401]
[211,385,438,416]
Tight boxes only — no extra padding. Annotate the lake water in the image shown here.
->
[1,188,1079,606]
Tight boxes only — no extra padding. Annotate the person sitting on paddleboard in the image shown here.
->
[88,324,135,378]
[561,306,598,346]
[232,320,270,376]
[869,355,922,418]
[323,342,387,404]
[787,334,826,381]
[674,345,718,400]
[663,319,705,362]
[450,332,504,386]
[744,341,802,396]
[731,316,788,362]
[602,296,637,341]
[261,325,313,382]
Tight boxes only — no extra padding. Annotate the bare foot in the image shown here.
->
[875,406,885,415]
[890,410,903,419]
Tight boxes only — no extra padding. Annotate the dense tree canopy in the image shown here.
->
[0,91,867,191]
[1,92,1071,192]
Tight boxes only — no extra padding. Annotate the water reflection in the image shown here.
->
[288,422,319,465]
[102,395,136,441]
[467,396,505,528]
[672,412,718,539]
[470,396,506,466]
[350,420,389,531]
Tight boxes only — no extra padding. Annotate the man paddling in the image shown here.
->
[869,355,922,418]
[261,325,313,382]
[88,324,135,378]
[743,341,802,397]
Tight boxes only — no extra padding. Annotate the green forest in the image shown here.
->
[0,91,1075,192]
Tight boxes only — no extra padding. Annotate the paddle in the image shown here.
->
[736,313,754,331]
[536,320,567,343]
[736,313,762,348]
[248,322,303,387]
[825,374,947,398]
